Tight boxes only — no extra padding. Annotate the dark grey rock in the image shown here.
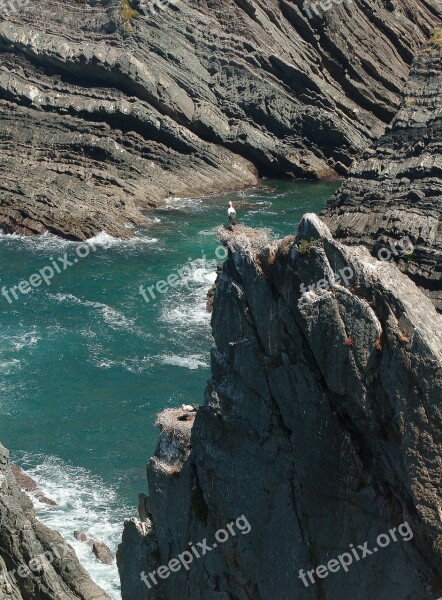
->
[119,213,441,599]
[0,443,111,600]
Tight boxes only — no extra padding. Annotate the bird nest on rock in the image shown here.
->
[217,224,270,254]
[156,408,196,443]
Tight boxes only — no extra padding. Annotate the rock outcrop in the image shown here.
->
[74,531,115,565]
[10,463,57,506]
[118,212,442,599]
[322,36,442,312]
[0,443,110,600]
[92,542,115,566]
[0,0,440,238]
[117,33,442,599]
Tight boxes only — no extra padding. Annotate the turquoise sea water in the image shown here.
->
[0,180,338,597]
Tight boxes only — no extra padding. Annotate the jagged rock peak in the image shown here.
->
[118,212,441,598]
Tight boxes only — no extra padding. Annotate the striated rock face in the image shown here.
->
[117,40,442,598]
[0,0,441,238]
[322,39,442,312]
[118,213,442,599]
[0,443,110,600]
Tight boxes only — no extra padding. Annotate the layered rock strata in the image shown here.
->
[117,37,442,600]
[0,0,440,238]
[323,37,442,312]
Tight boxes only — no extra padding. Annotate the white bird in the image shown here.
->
[227,201,237,226]
[182,404,196,412]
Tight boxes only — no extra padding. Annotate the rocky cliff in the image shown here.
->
[322,32,442,313]
[0,443,110,600]
[118,211,442,599]
[0,0,440,238]
[117,40,442,600]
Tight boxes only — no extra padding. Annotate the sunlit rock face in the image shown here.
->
[323,40,442,312]
[0,0,440,238]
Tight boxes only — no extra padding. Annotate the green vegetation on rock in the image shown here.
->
[297,238,322,257]
[121,0,140,23]
[430,28,442,47]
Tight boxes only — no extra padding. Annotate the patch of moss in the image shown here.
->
[297,238,321,257]
[121,0,140,23]
[429,28,442,48]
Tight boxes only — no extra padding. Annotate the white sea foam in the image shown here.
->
[14,453,133,600]
[90,354,153,373]
[0,358,22,374]
[198,228,218,237]
[85,231,120,247]
[0,230,158,252]
[159,259,213,366]
[51,294,137,332]
[161,354,208,369]
[0,231,72,252]
[86,231,159,247]
[247,209,278,216]
[161,278,211,330]
[161,196,203,210]
[6,328,40,352]
[182,266,217,285]
[202,270,217,284]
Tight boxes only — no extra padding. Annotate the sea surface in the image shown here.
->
[0,180,338,598]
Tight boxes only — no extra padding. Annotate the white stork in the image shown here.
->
[227,201,237,226]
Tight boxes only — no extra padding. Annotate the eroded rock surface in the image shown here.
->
[0,444,110,600]
[323,39,442,311]
[0,0,440,238]
[10,463,57,506]
[92,542,115,565]
[118,213,442,599]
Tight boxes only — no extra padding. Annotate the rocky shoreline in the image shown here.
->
[0,1,441,599]
[0,0,440,239]
[0,444,111,600]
